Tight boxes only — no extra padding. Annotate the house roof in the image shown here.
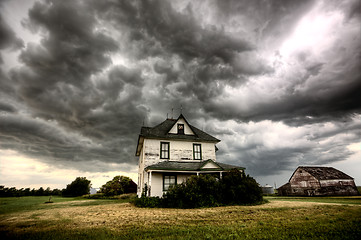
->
[136,114,220,156]
[145,159,245,172]
[140,114,220,142]
[296,166,354,180]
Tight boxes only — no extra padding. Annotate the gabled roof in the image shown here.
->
[293,166,354,181]
[145,159,244,172]
[139,114,220,143]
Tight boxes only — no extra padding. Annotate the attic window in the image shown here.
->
[177,124,184,135]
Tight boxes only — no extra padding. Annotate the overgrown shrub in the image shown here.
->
[135,169,263,208]
[134,196,162,208]
[220,169,263,205]
[163,175,221,208]
[86,193,137,200]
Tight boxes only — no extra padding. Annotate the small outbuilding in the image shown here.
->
[261,184,274,195]
[277,166,359,196]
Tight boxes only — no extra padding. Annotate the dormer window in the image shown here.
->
[177,124,184,135]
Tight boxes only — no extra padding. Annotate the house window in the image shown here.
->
[160,142,170,159]
[177,124,184,134]
[163,175,176,191]
[193,144,202,160]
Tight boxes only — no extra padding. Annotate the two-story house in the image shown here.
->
[136,114,244,197]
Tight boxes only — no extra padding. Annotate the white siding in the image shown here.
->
[142,139,216,164]
[150,172,163,197]
[202,161,219,169]
[138,135,218,197]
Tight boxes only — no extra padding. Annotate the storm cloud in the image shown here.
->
[0,0,360,186]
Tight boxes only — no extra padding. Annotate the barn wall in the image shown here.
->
[290,168,320,188]
[319,179,359,196]
[278,168,359,196]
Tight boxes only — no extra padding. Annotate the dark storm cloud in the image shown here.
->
[203,0,361,125]
[1,0,360,179]
[0,0,148,171]
[0,14,24,52]
[92,0,263,103]
[213,118,361,177]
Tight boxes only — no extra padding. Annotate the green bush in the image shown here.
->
[135,169,263,208]
[163,175,221,208]
[220,169,263,205]
[100,176,137,196]
[134,196,162,208]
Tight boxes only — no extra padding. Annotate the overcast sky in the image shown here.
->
[1,0,360,189]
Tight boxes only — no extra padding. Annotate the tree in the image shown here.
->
[100,176,137,196]
[220,169,263,205]
[63,177,91,197]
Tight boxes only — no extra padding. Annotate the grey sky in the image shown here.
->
[0,0,360,188]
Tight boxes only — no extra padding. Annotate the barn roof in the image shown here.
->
[298,166,354,180]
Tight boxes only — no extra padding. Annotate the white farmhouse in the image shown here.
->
[136,114,244,197]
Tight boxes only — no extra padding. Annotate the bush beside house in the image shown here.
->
[135,169,263,208]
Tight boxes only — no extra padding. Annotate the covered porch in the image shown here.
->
[143,160,244,197]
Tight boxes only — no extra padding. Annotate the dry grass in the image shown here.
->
[1,198,360,239]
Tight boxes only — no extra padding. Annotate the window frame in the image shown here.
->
[163,174,177,192]
[193,143,202,160]
[177,124,184,135]
[160,142,170,159]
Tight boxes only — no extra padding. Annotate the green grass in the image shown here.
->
[0,196,129,215]
[265,195,361,205]
[1,196,360,239]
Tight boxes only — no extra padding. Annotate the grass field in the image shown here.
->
[0,195,360,239]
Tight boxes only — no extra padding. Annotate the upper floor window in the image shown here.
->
[160,142,170,159]
[177,124,184,134]
[193,144,202,160]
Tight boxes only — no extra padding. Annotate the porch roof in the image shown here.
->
[145,159,245,172]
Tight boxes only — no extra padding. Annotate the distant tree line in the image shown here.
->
[0,177,91,198]
[1,176,137,198]
[0,186,62,197]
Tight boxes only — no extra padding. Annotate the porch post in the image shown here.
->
[197,172,200,176]
[148,171,152,196]
[220,172,223,179]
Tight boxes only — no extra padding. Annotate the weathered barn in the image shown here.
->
[277,166,359,196]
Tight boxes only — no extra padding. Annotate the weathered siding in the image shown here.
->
[150,172,163,197]
[290,169,320,188]
[319,179,355,187]
[278,167,359,196]
[139,137,217,197]
[137,147,145,197]
[318,179,359,196]
[142,139,216,166]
